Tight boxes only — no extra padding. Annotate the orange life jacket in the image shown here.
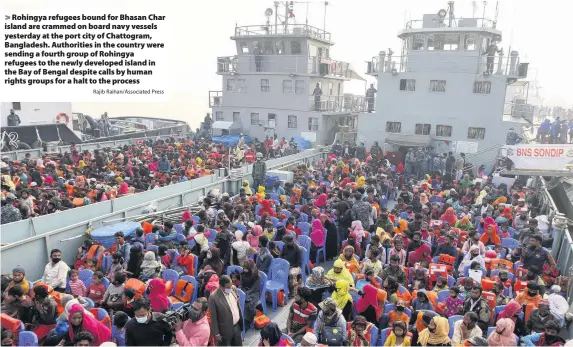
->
[85,245,105,269]
[169,279,194,303]
[124,279,146,299]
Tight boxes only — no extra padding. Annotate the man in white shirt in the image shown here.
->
[42,249,69,292]
[452,312,482,345]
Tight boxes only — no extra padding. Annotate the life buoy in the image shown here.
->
[55,112,70,124]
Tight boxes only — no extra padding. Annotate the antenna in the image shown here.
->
[447,1,455,27]
[323,1,328,33]
[472,1,477,17]
[493,1,499,28]
[482,1,487,20]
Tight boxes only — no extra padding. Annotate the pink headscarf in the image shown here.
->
[147,278,170,313]
[487,318,517,347]
[310,219,325,247]
[247,225,263,249]
[314,193,327,208]
[118,182,129,195]
[440,207,458,226]
[181,211,192,224]
[67,304,111,346]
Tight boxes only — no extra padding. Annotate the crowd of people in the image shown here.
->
[1,144,571,347]
[535,118,573,144]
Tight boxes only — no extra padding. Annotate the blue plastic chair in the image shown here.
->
[490,269,515,281]
[180,275,199,302]
[174,224,183,234]
[437,290,450,306]
[298,222,311,236]
[207,229,218,243]
[167,250,180,268]
[300,213,309,223]
[255,205,262,216]
[101,277,110,289]
[432,256,440,263]
[19,331,38,346]
[147,245,159,253]
[488,326,495,336]
[282,210,292,219]
[447,275,455,288]
[265,258,290,311]
[259,271,268,315]
[188,239,196,249]
[369,326,379,346]
[145,233,156,246]
[282,334,295,345]
[172,302,185,310]
[375,276,383,288]
[378,328,391,346]
[555,313,565,327]
[294,204,302,210]
[501,237,519,250]
[270,193,279,201]
[296,235,311,251]
[176,234,186,243]
[508,227,516,238]
[162,269,180,284]
[84,297,95,309]
[513,260,522,273]
[270,217,280,226]
[233,224,247,233]
[102,254,112,272]
[315,230,327,264]
[274,241,285,253]
[237,288,246,339]
[300,247,308,283]
[227,265,244,276]
[448,315,463,339]
[78,269,94,288]
[296,237,311,275]
[192,216,200,225]
[350,291,361,318]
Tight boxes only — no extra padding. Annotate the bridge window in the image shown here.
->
[436,125,452,137]
[464,34,477,50]
[233,112,240,122]
[443,34,460,51]
[11,102,21,111]
[288,115,297,129]
[328,82,333,95]
[427,34,438,50]
[415,123,431,135]
[226,79,236,92]
[260,79,270,92]
[412,34,425,50]
[240,42,249,54]
[250,113,259,125]
[468,127,486,140]
[295,80,305,94]
[473,81,491,94]
[400,79,416,91]
[308,117,318,131]
[283,80,293,93]
[215,111,224,121]
[238,79,247,93]
[429,80,446,92]
[386,122,401,133]
[291,41,302,54]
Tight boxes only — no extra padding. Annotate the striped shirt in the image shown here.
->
[69,279,87,297]
[290,302,317,326]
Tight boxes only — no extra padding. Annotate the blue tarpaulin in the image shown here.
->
[90,221,141,248]
[293,136,312,149]
[211,134,253,147]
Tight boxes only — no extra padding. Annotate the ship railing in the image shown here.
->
[308,95,369,113]
[209,91,224,107]
[367,54,523,77]
[404,17,496,29]
[234,24,332,42]
[217,55,352,78]
[502,102,536,120]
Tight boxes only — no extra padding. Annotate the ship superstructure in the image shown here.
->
[209,2,367,146]
[361,3,529,167]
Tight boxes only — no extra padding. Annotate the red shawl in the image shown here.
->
[67,304,111,346]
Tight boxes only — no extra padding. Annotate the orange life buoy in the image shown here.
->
[56,112,70,124]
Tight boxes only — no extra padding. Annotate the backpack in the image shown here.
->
[340,201,352,224]
[318,312,344,346]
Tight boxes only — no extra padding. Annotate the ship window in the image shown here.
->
[443,34,460,51]
[291,41,302,54]
[464,33,477,50]
[386,122,401,133]
[412,34,425,50]
[233,112,240,122]
[429,80,446,92]
[288,115,297,129]
[328,82,333,95]
[308,117,319,131]
[415,123,431,135]
[260,79,270,92]
[237,79,247,93]
[468,127,486,140]
[240,42,249,54]
[214,111,224,121]
[11,102,21,111]
[268,113,276,127]
[263,40,274,54]
[295,80,305,94]
[427,34,438,50]
[399,79,416,91]
[473,81,491,94]
[436,125,452,137]
[250,113,260,125]
[283,80,293,93]
[226,79,236,92]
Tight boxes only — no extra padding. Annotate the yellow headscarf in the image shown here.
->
[326,259,355,287]
[242,180,252,195]
[418,317,451,346]
[357,176,366,187]
[338,246,360,274]
[78,160,87,169]
[331,280,352,310]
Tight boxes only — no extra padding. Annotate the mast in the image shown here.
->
[274,1,279,34]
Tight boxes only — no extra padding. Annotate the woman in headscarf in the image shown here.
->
[259,322,287,346]
[147,278,170,313]
[348,315,375,347]
[418,316,451,346]
[314,193,327,208]
[497,300,528,336]
[356,284,381,324]
[419,192,429,207]
[480,223,501,246]
[126,247,143,279]
[304,266,332,306]
[309,219,326,261]
[393,219,409,236]
[242,180,253,196]
[341,231,362,259]
[487,318,518,347]
[65,304,111,346]
[407,243,432,267]
[455,216,472,231]
[330,280,353,321]
[118,182,130,195]
[140,251,161,280]
[200,247,224,276]
[258,199,276,217]
[320,213,339,261]
[240,259,261,329]
[439,207,458,226]
[232,230,256,266]
[247,224,263,250]
[326,259,354,287]
[457,245,486,273]
[338,245,360,274]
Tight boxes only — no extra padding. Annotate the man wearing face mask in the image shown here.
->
[461,286,491,334]
[125,297,172,346]
[451,312,482,345]
[41,249,69,293]
[521,320,565,346]
[174,298,210,346]
[208,275,243,346]
[381,255,407,285]
[527,299,560,334]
